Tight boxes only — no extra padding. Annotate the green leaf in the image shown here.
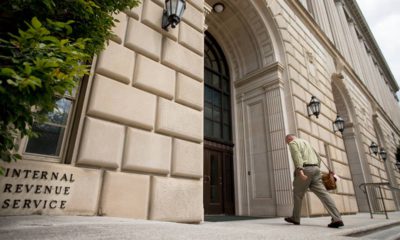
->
[24,63,32,75]
[6,79,18,86]
[60,39,69,46]
[31,17,42,29]
[1,68,17,76]
[42,0,56,10]
[65,24,73,35]
[42,36,59,43]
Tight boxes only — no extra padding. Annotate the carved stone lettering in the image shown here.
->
[0,167,76,210]
[0,161,101,216]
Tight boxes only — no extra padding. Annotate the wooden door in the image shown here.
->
[204,148,223,214]
[204,145,235,215]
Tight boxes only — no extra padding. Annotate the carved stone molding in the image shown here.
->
[334,57,345,77]
[262,78,284,92]
[203,3,212,31]
[234,62,284,88]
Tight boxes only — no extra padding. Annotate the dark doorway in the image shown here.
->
[203,32,235,215]
[204,142,234,214]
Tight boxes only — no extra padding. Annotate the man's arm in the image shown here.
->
[289,142,308,180]
[288,142,304,169]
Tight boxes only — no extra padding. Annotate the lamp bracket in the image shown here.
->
[162,9,170,31]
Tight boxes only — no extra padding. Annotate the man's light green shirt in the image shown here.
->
[288,138,320,168]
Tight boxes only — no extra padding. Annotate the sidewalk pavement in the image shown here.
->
[1,212,399,240]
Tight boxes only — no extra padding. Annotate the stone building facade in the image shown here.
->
[1,0,400,223]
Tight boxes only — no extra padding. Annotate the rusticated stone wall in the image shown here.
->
[75,0,205,222]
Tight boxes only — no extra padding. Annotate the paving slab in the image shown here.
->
[0,212,399,240]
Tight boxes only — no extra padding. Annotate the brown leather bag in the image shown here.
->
[321,171,337,190]
[313,147,337,191]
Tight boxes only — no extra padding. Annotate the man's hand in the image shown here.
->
[297,169,308,181]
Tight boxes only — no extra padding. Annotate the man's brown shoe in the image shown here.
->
[284,217,300,225]
[328,221,344,228]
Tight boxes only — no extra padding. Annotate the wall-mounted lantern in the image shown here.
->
[162,0,186,30]
[369,142,379,155]
[379,148,387,161]
[333,115,345,133]
[307,96,321,118]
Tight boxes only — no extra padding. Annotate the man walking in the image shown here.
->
[284,134,344,228]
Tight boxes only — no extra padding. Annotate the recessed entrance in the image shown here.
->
[203,32,235,215]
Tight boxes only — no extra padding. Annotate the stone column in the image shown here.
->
[376,71,386,112]
[308,0,334,41]
[263,79,293,217]
[324,0,351,61]
[357,37,376,94]
[237,93,250,215]
[348,21,369,86]
[377,71,394,118]
[342,128,371,212]
[367,52,384,105]
[334,0,363,78]
[298,0,308,10]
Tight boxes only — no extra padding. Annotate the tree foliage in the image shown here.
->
[0,0,140,173]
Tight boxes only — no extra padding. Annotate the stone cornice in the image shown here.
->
[204,2,212,15]
[344,0,398,91]
[285,0,400,133]
[262,77,285,92]
[203,3,212,31]
[234,62,284,88]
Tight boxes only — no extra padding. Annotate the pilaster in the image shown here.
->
[357,38,377,99]
[335,2,363,81]
[263,79,293,217]
[348,21,368,86]
[324,0,351,62]
[309,0,334,42]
